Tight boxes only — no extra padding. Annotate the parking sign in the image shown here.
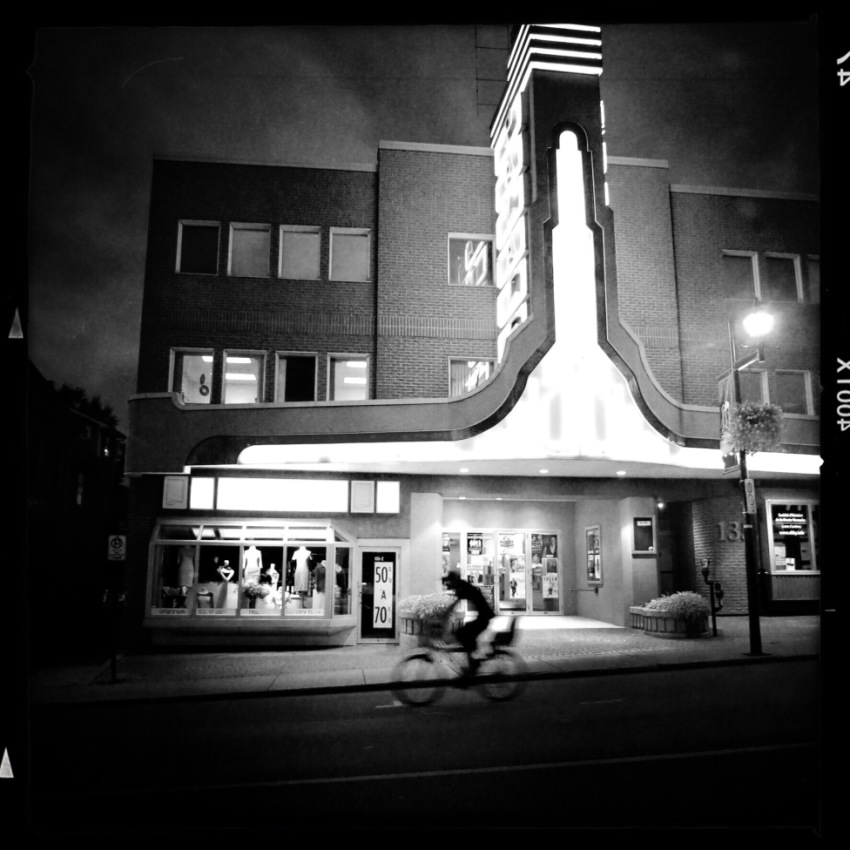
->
[108,535,127,561]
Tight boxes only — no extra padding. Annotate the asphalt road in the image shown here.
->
[26,659,821,834]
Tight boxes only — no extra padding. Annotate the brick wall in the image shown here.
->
[691,492,749,614]
[137,159,378,400]
[671,191,820,408]
[376,147,498,399]
[607,162,683,400]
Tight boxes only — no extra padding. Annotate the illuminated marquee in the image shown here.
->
[493,94,531,361]
[491,24,603,363]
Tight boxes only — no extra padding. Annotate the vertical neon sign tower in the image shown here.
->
[490,24,612,369]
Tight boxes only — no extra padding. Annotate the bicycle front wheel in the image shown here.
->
[478,648,527,701]
[391,651,445,706]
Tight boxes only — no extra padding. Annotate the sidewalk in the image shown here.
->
[28,615,820,706]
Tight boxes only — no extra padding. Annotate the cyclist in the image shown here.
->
[443,569,494,674]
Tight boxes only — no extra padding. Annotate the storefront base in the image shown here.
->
[144,617,359,648]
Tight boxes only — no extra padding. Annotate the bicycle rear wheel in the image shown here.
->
[477,648,527,701]
[391,651,445,706]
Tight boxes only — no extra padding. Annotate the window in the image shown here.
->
[279,226,321,280]
[222,352,265,404]
[149,520,355,619]
[276,354,317,402]
[775,370,812,415]
[736,369,767,404]
[171,349,214,404]
[177,221,219,274]
[766,501,819,572]
[722,252,758,300]
[806,256,819,304]
[228,223,270,278]
[330,228,371,281]
[450,359,494,397]
[763,254,802,302]
[329,356,369,401]
[449,235,494,286]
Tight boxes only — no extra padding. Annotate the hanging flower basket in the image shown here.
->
[723,402,784,454]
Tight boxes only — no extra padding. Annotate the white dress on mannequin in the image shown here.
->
[177,545,195,586]
[292,547,312,593]
[243,546,263,584]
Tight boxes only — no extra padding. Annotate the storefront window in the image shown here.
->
[767,501,819,572]
[334,549,352,615]
[150,521,353,619]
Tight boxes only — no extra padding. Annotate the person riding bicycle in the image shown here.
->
[443,569,494,674]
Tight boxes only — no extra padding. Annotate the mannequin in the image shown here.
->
[265,563,280,589]
[215,560,237,608]
[292,546,312,597]
[177,545,195,587]
[243,545,263,585]
[313,559,327,612]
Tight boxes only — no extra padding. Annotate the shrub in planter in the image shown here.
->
[398,592,461,648]
[631,591,711,638]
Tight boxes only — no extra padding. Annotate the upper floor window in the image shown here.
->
[330,228,371,282]
[806,256,820,304]
[279,226,321,280]
[228,223,270,278]
[450,359,494,397]
[717,369,767,405]
[722,251,759,300]
[177,221,220,275]
[329,356,369,401]
[223,351,265,404]
[276,353,317,402]
[449,235,494,287]
[762,253,802,302]
[171,349,214,403]
[775,370,813,415]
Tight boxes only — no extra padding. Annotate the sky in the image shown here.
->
[22,20,823,430]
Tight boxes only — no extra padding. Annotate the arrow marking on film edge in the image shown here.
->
[0,749,13,778]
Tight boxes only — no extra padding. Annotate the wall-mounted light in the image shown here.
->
[656,498,665,510]
[616,470,627,477]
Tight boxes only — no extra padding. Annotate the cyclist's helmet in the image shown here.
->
[443,569,462,589]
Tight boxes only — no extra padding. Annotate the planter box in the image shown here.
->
[629,606,710,639]
[398,613,463,652]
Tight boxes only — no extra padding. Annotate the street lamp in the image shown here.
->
[726,303,775,657]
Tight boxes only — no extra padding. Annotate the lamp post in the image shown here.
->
[726,304,774,657]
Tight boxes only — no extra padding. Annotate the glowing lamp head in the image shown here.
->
[742,309,775,339]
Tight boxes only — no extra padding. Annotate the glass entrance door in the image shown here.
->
[358,548,398,642]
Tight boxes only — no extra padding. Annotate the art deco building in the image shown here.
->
[125,25,819,648]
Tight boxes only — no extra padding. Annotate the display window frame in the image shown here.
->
[765,499,819,575]
[146,518,355,621]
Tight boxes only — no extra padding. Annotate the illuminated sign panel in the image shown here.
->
[493,94,530,362]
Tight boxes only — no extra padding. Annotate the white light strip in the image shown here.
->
[225,373,257,381]
[539,22,601,32]
[343,377,367,385]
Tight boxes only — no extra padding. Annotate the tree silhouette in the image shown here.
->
[55,383,119,429]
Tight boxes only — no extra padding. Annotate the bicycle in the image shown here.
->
[391,615,527,706]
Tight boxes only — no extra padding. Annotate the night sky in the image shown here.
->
[23,21,821,430]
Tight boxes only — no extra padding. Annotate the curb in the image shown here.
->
[30,651,818,709]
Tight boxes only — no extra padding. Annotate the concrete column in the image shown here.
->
[408,493,444,598]
[619,496,659,624]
